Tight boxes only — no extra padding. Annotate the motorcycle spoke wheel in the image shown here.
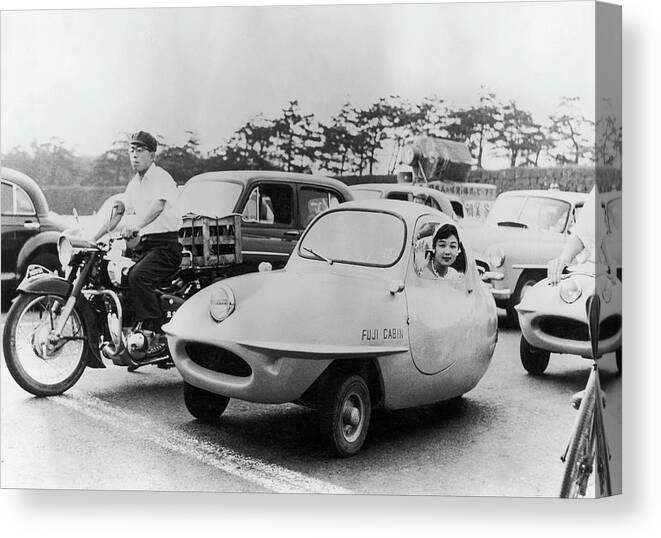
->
[4,294,87,396]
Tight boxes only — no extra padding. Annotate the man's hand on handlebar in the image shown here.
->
[120,224,140,240]
[547,257,568,286]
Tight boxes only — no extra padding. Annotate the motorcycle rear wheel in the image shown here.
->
[3,293,88,396]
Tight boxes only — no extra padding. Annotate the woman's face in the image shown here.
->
[434,234,460,267]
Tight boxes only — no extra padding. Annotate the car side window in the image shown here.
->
[299,187,340,227]
[1,182,13,215]
[15,185,35,215]
[413,216,466,282]
[241,183,293,226]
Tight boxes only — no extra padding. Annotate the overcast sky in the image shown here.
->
[1,1,595,169]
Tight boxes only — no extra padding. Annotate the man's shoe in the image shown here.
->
[144,333,168,359]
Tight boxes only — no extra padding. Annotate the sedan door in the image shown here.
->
[240,182,297,270]
[1,180,40,280]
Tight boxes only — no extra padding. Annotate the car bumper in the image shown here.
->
[167,336,332,404]
[518,313,621,357]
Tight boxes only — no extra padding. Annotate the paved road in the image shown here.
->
[0,313,621,497]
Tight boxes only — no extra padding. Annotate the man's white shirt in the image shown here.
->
[123,163,182,236]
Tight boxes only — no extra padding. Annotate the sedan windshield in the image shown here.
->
[486,195,570,232]
[299,209,406,267]
[177,180,243,217]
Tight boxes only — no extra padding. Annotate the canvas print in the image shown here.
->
[0,1,621,497]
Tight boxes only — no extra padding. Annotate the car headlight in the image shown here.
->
[209,285,235,322]
[58,236,74,268]
[488,247,505,268]
[559,278,582,304]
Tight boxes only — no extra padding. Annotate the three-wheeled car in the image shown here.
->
[164,200,498,456]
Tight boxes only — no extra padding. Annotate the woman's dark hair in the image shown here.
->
[431,223,466,273]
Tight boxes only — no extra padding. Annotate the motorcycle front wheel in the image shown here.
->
[3,293,88,396]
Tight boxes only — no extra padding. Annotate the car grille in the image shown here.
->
[185,342,252,377]
[537,315,621,341]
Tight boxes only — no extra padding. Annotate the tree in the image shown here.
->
[595,98,622,167]
[548,97,594,165]
[445,91,499,168]
[271,100,323,172]
[86,137,132,186]
[318,102,358,176]
[491,101,537,168]
[3,138,85,185]
[157,131,205,184]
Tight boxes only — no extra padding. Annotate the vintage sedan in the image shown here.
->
[164,200,498,456]
[516,263,622,374]
[349,183,460,220]
[1,167,76,305]
[462,189,587,325]
[177,171,353,275]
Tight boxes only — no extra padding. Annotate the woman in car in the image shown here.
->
[421,223,466,279]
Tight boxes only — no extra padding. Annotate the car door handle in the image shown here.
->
[23,222,40,230]
[283,231,300,239]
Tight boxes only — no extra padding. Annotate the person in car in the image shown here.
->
[421,223,466,279]
[547,181,617,285]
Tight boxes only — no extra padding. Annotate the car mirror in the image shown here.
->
[258,262,273,272]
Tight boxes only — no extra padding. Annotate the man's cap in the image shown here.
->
[129,131,157,152]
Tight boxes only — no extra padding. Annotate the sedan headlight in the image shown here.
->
[58,236,74,268]
[209,285,235,322]
[488,247,505,269]
[559,278,582,304]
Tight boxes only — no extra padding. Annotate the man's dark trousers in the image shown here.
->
[128,232,182,331]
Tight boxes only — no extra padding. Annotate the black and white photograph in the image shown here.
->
[0,0,632,519]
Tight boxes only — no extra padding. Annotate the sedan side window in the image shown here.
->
[15,185,36,215]
[242,184,292,225]
[299,187,340,227]
[1,182,13,215]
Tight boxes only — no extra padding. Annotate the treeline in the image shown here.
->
[2,92,621,186]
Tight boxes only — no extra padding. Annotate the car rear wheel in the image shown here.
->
[183,382,229,422]
[320,374,371,457]
[520,336,550,375]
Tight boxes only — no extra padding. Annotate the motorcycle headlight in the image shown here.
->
[559,278,582,304]
[209,285,235,322]
[58,236,74,268]
[488,247,505,268]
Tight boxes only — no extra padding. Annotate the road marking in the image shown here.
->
[54,392,352,494]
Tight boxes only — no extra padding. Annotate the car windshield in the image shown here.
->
[350,188,382,200]
[299,209,406,267]
[177,180,243,217]
[486,195,570,232]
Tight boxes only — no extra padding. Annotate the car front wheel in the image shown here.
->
[320,374,371,457]
[183,382,229,422]
[520,336,550,375]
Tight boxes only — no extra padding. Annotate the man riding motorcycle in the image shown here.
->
[90,131,182,360]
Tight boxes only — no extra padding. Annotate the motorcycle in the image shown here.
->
[2,230,202,397]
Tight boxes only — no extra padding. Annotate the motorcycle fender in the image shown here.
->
[17,275,106,369]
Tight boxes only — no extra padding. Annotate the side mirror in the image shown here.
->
[258,262,273,273]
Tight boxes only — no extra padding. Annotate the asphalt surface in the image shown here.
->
[0,312,622,497]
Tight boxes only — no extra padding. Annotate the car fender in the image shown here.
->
[16,230,61,276]
[17,274,105,369]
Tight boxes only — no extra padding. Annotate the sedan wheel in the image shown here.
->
[520,335,550,375]
[320,374,371,457]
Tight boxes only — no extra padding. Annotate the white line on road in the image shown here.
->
[54,392,352,494]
